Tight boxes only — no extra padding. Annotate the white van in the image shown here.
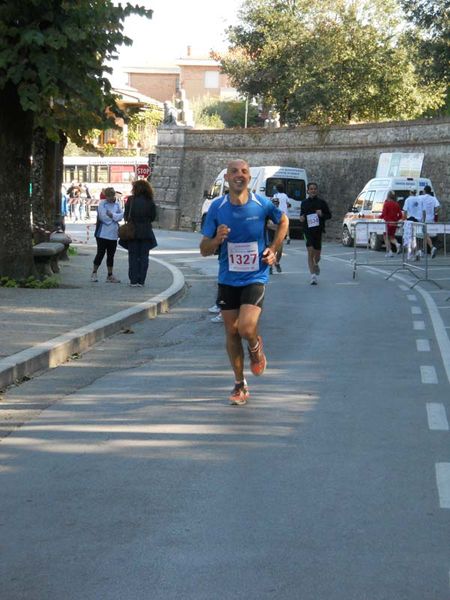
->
[341,176,434,249]
[202,165,308,236]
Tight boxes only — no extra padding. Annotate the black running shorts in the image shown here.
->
[217,283,265,311]
[304,229,322,250]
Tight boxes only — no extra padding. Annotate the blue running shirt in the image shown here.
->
[202,193,283,286]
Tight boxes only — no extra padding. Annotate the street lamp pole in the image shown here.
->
[244,96,249,128]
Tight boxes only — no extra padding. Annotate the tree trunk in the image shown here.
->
[31,127,48,243]
[54,133,67,231]
[31,129,59,242]
[0,83,35,279]
[44,137,57,230]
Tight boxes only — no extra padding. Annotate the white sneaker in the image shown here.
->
[386,251,393,258]
[208,304,220,313]
[310,274,318,285]
[431,246,437,258]
[211,313,223,323]
[90,272,98,282]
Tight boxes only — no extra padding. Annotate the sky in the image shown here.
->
[110,0,242,86]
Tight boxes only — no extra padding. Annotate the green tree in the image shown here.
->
[0,1,152,279]
[192,97,261,128]
[218,0,445,126]
[400,0,450,114]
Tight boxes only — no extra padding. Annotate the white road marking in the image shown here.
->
[426,403,449,430]
[416,339,431,352]
[435,464,450,508]
[414,321,426,330]
[411,306,423,315]
[399,284,409,291]
[421,365,438,384]
[326,258,450,385]
[407,294,418,301]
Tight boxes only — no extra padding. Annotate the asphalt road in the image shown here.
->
[1,233,450,600]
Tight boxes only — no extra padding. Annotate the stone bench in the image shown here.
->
[49,232,72,260]
[32,242,65,277]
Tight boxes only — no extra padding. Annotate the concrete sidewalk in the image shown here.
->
[0,241,185,391]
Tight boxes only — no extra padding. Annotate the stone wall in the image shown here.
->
[151,118,450,240]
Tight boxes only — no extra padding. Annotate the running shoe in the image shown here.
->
[248,336,267,376]
[90,273,98,282]
[275,263,282,273]
[208,304,220,313]
[106,275,120,283]
[211,313,223,323]
[229,381,250,405]
[310,274,318,285]
[431,246,437,258]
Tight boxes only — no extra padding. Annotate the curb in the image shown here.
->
[0,257,186,392]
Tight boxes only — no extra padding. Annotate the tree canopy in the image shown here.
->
[400,0,450,113]
[0,1,152,141]
[0,1,152,279]
[217,0,447,125]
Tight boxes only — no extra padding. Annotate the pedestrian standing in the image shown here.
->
[299,182,332,285]
[123,179,158,287]
[91,187,123,283]
[200,158,289,405]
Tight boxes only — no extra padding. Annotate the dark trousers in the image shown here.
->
[93,237,117,269]
[128,239,153,284]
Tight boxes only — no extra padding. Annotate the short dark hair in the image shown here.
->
[307,182,318,190]
[424,185,432,194]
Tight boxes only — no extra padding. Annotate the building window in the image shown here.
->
[204,71,219,89]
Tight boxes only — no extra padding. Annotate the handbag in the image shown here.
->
[119,199,135,241]
[118,221,135,241]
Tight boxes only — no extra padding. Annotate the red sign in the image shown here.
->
[136,164,150,179]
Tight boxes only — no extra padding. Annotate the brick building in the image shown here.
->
[124,47,237,104]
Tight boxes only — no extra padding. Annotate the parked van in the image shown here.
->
[341,176,434,249]
[202,165,308,236]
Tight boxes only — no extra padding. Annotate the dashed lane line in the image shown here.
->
[421,366,439,384]
[417,339,431,352]
[427,403,449,431]
[411,306,423,315]
[325,257,450,385]
[414,321,426,330]
[435,464,450,509]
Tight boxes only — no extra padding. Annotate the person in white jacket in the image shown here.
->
[272,183,292,244]
[90,187,124,283]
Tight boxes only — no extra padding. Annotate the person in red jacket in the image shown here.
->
[380,191,403,256]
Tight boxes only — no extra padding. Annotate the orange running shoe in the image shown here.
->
[248,336,267,376]
[229,381,250,405]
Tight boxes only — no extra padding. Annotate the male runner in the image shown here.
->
[200,159,289,405]
[300,182,332,285]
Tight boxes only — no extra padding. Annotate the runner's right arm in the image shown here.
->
[200,225,229,256]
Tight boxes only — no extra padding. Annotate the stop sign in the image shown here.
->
[136,164,150,179]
